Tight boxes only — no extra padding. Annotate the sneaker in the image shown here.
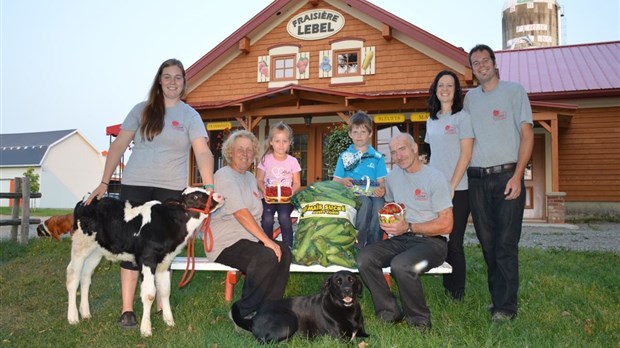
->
[404,317,432,335]
[413,322,432,335]
[445,289,464,302]
[377,310,403,324]
[492,311,516,324]
[228,310,243,333]
[228,310,253,334]
[119,311,136,329]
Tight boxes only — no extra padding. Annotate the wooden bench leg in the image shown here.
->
[225,271,239,303]
[384,273,391,289]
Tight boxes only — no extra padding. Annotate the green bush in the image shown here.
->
[323,123,352,174]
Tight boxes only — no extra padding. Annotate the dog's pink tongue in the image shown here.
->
[343,296,353,303]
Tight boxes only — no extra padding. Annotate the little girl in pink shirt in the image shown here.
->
[256,122,301,247]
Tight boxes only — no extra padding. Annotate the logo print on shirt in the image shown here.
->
[492,109,506,121]
[444,124,457,135]
[267,167,292,187]
[414,188,429,201]
[253,191,260,199]
[171,120,185,131]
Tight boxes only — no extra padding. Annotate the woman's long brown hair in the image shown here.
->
[140,59,186,141]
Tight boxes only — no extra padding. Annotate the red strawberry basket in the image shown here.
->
[378,202,405,224]
[264,185,293,204]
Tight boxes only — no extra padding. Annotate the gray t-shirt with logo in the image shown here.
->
[207,166,262,261]
[463,80,532,168]
[121,101,208,190]
[425,110,474,191]
[385,165,452,238]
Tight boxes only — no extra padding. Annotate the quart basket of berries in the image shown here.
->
[350,177,380,196]
[378,202,405,224]
[264,185,293,204]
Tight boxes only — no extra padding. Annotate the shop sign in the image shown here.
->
[410,112,430,122]
[287,9,345,40]
[374,113,405,124]
[206,121,232,131]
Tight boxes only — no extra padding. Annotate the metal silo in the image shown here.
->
[502,0,560,49]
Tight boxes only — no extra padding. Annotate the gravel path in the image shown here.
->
[2,216,619,255]
[464,222,620,255]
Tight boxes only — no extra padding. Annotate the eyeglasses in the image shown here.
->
[471,57,492,68]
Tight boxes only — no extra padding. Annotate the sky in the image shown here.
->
[2,0,618,152]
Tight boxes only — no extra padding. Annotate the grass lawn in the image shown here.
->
[0,207,72,217]
[1,238,618,347]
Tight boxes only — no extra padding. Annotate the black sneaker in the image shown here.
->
[228,310,253,334]
[413,322,432,335]
[492,311,516,324]
[119,311,136,329]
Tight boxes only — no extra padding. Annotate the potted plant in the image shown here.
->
[323,123,352,178]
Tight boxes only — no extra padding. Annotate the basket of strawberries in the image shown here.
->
[378,202,405,224]
[264,185,293,204]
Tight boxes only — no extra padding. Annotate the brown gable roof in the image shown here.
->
[185,0,469,85]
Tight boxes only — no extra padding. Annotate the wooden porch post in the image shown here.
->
[534,112,560,192]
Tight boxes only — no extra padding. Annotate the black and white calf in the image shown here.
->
[66,187,224,337]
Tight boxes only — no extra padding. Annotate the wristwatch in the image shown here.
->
[406,223,413,234]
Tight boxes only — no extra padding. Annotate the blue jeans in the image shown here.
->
[357,234,447,326]
[261,200,295,248]
[355,195,385,248]
[468,170,525,316]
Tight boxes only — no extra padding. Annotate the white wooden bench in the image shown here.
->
[171,257,452,302]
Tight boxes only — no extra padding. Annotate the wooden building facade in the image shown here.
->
[183,0,619,222]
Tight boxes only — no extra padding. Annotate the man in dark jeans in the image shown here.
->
[357,133,453,334]
[464,44,534,323]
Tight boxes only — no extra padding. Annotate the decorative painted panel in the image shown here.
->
[296,52,310,80]
[360,46,376,75]
[318,50,332,78]
[257,55,270,82]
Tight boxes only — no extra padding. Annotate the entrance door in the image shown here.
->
[290,124,330,187]
[523,134,545,220]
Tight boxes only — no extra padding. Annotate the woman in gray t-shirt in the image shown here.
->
[425,70,474,301]
[85,59,215,328]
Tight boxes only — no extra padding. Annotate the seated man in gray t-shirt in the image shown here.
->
[356,132,453,334]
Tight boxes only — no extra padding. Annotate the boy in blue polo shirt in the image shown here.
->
[333,111,387,249]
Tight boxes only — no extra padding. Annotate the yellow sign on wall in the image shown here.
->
[410,112,430,122]
[374,113,405,124]
[206,122,232,131]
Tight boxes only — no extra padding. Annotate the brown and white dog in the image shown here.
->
[66,187,224,337]
[37,214,74,240]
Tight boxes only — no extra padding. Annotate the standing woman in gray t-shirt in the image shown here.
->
[85,59,215,329]
[425,70,474,301]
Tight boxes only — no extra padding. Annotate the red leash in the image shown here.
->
[178,195,214,288]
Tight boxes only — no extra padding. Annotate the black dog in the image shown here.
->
[232,270,369,344]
